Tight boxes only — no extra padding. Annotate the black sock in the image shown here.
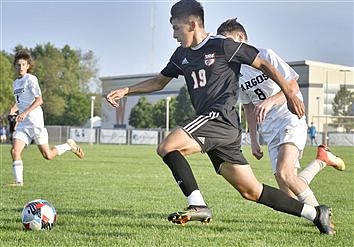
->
[162,150,199,197]
[257,184,304,217]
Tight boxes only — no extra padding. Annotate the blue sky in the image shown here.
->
[1,0,353,77]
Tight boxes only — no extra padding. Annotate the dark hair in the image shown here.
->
[13,50,35,73]
[170,0,204,27]
[217,18,248,41]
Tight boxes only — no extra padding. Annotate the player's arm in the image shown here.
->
[243,103,263,160]
[106,73,172,107]
[8,103,19,115]
[254,79,299,122]
[16,96,43,122]
[251,56,304,118]
[266,78,300,105]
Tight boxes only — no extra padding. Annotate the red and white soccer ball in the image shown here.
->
[21,199,57,230]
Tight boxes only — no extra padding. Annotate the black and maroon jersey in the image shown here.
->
[161,34,259,128]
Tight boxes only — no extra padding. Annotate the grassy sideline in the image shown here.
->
[0,144,353,246]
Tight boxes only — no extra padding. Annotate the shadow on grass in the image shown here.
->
[59,207,165,219]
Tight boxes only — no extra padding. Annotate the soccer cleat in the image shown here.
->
[66,139,85,159]
[8,181,23,187]
[313,205,335,235]
[316,144,345,171]
[167,205,212,225]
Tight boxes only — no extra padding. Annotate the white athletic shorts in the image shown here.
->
[13,127,49,146]
[264,117,308,174]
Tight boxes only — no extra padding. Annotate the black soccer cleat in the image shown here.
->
[313,205,336,235]
[167,205,212,225]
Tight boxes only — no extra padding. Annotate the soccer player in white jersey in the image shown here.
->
[8,50,85,186]
[217,18,345,205]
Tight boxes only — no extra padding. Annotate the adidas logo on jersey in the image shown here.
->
[182,58,189,65]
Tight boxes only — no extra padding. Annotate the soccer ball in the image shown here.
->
[21,199,57,230]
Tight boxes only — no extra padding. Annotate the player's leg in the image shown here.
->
[159,128,211,224]
[268,145,298,199]
[34,128,84,159]
[298,144,345,185]
[10,131,29,186]
[159,114,225,224]
[276,143,319,206]
[35,128,59,160]
[274,170,297,199]
[37,144,59,160]
[219,162,335,235]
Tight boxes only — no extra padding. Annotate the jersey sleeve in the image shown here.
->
[28,75,42,97]
[224,39,259,66]
[261,48,299,81]
[160,48,183,79]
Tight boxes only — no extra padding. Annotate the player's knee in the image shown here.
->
[238,187,260,202]
[275,170,294,185]
[11,147,20,158]
[41,151,53,160]
[240,190,259,201]
[156,142,168,158]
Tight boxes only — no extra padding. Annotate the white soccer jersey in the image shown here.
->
[13,73,44,128]
[239,48,306,146]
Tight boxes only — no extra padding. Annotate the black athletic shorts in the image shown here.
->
[182,112,249,173]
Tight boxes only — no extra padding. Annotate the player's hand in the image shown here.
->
[254,100,273,123]
[16,112,27,122]
[106,88,129,107]
[251,142,263,160]
[286,94,305,118]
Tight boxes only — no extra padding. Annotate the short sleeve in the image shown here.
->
[161,48,183,79]
[224,39,259,66]
[261,48,299,81]
[28,75,42,97]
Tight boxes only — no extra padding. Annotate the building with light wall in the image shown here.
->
[289,60,353,132]
[100,60,353,132]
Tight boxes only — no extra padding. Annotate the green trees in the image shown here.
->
[0,51,15,120]
[128,85,195,129]
[174,85,195,126]
[332,86,354,132]
[129,97,154,128]
[1,44,100,126]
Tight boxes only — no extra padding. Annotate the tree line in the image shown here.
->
[1,44,352,132]
[128,85,195,129]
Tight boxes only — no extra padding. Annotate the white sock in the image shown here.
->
[301,204,317,221]
[13,160,23,183]
[298,160,326,185]
[297,187,319,207]
[187,190,206,206]
[55,143,71,155]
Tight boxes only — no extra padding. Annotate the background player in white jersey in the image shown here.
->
[217,18,345,206]
[8,50,85,186]
[106,0,334,235]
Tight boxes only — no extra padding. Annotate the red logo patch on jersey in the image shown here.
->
[204,53,215,66]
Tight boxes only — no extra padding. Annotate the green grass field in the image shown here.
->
[0,144,353,246]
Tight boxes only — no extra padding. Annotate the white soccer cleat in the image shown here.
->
[66,139,85,159]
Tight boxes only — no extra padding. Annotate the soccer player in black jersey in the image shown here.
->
[106,0,334,235]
